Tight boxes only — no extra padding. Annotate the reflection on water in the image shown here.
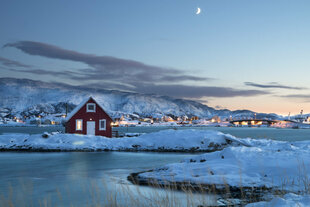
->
[1,126,310,206]
[0,152,216,206]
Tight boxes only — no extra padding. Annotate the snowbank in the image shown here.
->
[133,138,310,194]
[0,129,243,152]
[246,193,310,207]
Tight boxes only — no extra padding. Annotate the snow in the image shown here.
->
[65,97,90,122]
[246,193,310,207]
[65,97,113,122]
[0,78,280,119]
[137,137,310,194]
[0,129,243,152]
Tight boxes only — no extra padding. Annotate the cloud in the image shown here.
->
[4,40,269,98]
[244,82,306,90]
[4,41,212,83]
[0,56,31,68]
[280,94,310,102]
[85,82,269,98]
[7,67,79,77]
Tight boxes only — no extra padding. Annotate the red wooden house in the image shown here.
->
[65,97,113,137]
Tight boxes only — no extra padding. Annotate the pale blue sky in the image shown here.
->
[1,0,310,114]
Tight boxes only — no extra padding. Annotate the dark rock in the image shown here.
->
[42,133,49,138]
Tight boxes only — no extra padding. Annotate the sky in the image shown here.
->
[0,0,310,115]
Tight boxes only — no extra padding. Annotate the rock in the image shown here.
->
[42,132,49,138]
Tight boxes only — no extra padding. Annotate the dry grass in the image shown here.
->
[0,162,309,207]
[0,174,309,207]
[0,178,217,207]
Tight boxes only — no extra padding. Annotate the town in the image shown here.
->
[1,105,310,129]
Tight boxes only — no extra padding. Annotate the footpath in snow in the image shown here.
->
[0,129,245,152]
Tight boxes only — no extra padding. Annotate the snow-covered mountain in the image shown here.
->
[0,78,280,119]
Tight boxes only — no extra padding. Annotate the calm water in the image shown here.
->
[1,125,310,141]
[0,151,212,206]
[0,126,310,206]
[117,126,310,141]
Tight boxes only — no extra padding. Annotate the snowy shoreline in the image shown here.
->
[0,129,309,206]
[0,129,247,152]
[127,132,310,205]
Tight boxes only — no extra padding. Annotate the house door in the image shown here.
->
[87,121,95,135]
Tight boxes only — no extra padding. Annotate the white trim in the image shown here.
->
[86,103,96,112]
[76,119,83,131]
[65,98,90,122]
[99,119,106,131]
[65,97,113,122]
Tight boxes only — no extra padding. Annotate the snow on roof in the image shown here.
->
[91,97,113,121]
[65,97,113,122]
[65,97,90,122]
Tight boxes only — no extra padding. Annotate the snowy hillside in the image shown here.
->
[0,78,280,119]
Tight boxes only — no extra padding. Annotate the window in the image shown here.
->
[87,103,96,112]
[76,119,83,131]
[99,119,106,130]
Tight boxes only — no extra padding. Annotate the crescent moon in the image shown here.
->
[196,7,201,15]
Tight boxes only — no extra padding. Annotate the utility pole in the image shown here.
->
[65,103,68,117]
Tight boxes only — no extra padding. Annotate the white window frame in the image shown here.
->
[99,119,106,131]
[86,103,96,112]
[76,119,83,131]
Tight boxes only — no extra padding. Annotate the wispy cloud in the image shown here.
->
[0,56,31,68]
[4,40,269,98]
[4,41,211,83]
[244,82,306,90]
[85,82,269,98]
[280,94,310,102]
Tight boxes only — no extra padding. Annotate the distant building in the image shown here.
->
[230,119,276,127]
[43,119,52,125]
[65,97,113,137]
[29,118,41,125]
[211,116,221,123]
[163,116,174,122]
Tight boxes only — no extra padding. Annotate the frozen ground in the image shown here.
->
[246,193,310,207]
[132,135,310,201]
[0,129,244,152]
[0,129,309,206]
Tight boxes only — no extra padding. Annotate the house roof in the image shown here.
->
[65,97,112,122]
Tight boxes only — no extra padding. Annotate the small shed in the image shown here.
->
[65,97,113,137]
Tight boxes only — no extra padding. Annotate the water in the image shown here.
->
[0,126,64,135]
[2,125,310,141]
[0,151,211,206]
[1,126,310,206]
[117,126,310,141]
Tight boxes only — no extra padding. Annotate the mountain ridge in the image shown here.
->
[0,77,280,119]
